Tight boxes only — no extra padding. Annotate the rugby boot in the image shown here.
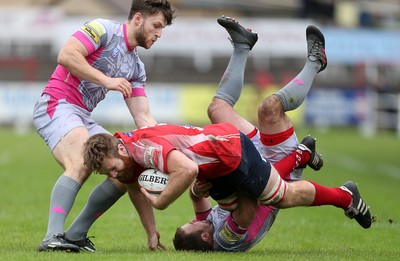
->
[306,25,327,72]
[217,15,258,50]
[340,181,372,229]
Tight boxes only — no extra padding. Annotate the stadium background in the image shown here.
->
[0,1,399,260]
[1,0,400,134]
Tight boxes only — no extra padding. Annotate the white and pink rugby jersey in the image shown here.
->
[43,18,147,117]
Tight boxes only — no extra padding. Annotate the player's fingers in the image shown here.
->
[158,242,167,250]
[119,83,129,97]
[123,81,132,96]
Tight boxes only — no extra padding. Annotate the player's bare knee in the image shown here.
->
[207,98,231,123]
[258,95,283,123]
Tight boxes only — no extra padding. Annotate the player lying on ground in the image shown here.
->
[173,16,371,252]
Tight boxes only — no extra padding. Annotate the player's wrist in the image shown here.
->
[190,184,199,198]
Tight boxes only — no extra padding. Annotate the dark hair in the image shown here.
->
[128,0,176,25]
[173,227,213,252]
[82,133,120,172]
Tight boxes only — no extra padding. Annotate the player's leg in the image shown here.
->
[34,99,123,252]
[63,120,127,252]
[36,126,89,252]
[64,178,126,252]
[208,16,258,135]
[258,25,326,134]
[33,98,92,252]
[257,25,327,175]
[257,168,372,229]
[260,25,327,134]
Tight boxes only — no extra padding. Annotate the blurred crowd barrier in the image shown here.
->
[1,82,399,137]
[0,7,399,135]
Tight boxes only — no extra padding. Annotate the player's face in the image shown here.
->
[97,145,135,181]
[180,219,213,235]
[135,13,166,49]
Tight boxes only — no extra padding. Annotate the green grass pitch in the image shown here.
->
[0,126,399,260]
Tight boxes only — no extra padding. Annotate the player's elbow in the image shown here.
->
[186,163,199,180]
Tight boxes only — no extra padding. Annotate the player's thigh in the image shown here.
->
[208,98,255,135]
[53,126,90,173]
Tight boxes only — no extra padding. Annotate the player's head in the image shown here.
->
[128,0,175,25]
[83,133,135,181]
[173,220,214,252]
[126,0,176,49]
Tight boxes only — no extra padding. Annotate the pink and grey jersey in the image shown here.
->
[114,123,243,181]
[200,205,278,252]
[43,18,147,117]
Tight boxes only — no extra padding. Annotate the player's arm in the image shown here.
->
[57,36,132,97]
[125,96,157,128]
[190,180,213,220]
[141,150,198,210]
[126,182,166,250]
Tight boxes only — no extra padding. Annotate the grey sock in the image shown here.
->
[214,47,250,106]
[44,175,81,240]
[65,178,125,241]
[274,59,320,112]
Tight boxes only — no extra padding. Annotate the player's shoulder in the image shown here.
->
[84,18,121,34]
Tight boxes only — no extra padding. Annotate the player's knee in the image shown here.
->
[258,95,283,122]
[207,101,217,120]
[207,98,229,122]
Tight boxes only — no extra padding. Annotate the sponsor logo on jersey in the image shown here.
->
[144,146,159,168]
[81,21,105,44]
[122,131,135,137]
[218,224,242,244]
[82,26,100,44]
[112,47,119,58]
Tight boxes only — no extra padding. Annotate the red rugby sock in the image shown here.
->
[273,148,311,179]
[309,181,352,209]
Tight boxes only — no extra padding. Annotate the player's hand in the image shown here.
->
[148,231,166,251]
[102,77,132,98]
[140,187,163,209]
[192,180,212,198]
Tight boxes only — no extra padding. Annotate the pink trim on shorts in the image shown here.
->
[129,88,147,98]
[46,95,58,119]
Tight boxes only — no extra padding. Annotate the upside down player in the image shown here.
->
[172,16,372,252]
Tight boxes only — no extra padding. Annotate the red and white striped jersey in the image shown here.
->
[114,122,242,180]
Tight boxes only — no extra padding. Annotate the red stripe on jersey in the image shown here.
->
[115,123,243,180]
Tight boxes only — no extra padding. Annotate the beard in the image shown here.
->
[115,155,137,183]
[135,23,150,49]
